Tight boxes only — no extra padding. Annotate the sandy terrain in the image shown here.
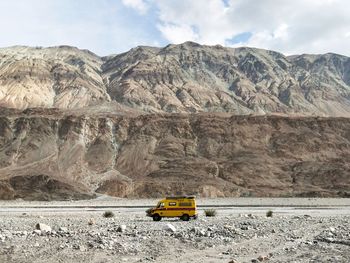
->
[0,198,349,263]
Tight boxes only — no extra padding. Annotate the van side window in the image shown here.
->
[179,202,192,206]
[169,202,177,206]
[157,202,165,208]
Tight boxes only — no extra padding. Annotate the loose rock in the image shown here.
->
[164,224,176,233]
[35,223,51,233]
[117,225,127,233]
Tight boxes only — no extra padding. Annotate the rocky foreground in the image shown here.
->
[0,208,349,263]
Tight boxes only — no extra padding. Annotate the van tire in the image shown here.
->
[152,214,161,221]
[181,214,190,221]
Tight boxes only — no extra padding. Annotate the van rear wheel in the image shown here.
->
[152,214,162,221]
[181,214,190,221]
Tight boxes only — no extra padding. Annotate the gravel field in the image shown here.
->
[0,198,349,263]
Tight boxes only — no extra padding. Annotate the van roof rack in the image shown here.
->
[165,196,195,199]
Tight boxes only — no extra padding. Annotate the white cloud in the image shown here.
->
[155,0,232,45]
[0,0,349,56]
[157,23,198,44]
[154,0,350,55]
[121,0,149,14]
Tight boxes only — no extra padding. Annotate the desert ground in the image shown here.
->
[0,198,349,263]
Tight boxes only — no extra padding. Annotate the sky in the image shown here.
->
[0,0,349,56]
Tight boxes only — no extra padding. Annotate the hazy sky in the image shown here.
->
[0,0,349,56]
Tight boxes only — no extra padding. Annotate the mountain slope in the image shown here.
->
[0,46,109,109]
[1,43,350,199]
[0,109,350,199]
[0,43,350,116]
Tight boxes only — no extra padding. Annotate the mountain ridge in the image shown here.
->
[0,42,350,116]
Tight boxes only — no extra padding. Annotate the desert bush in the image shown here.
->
[145,207,153,216]
[266,210,273,217]
[204,209,217,217]
[103,211,115,218]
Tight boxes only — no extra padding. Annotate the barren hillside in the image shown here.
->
[1,43,350,116]
[1,43,350,199]
[0,109,349,200]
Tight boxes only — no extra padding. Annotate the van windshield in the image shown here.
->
[156,202,164,208]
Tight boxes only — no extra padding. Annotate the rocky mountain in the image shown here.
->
[0,42,350,116]
[1,43,350,200]
[0,109,349,200]
[0,46,109,109]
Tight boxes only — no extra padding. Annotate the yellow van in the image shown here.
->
[146,196,198,221]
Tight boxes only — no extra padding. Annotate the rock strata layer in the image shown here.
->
[0,109,349,199]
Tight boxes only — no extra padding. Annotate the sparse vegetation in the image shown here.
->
[266,210,273,217]
[145,207,152,216]
[103,211,115,218]
[204,209,217,217]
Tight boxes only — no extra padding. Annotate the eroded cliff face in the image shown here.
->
[1,109,349,200]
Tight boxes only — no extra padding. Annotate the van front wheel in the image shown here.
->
[152,214,162,221]
[181,214,190,221]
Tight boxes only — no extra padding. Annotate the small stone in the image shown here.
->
[326,237,334,242]
[33,230,42,235]
[327,232,334,237]
[88,218,95,225]
[198,230,206,236]
[72,244,79,250]
[164,224,176,233]
[59,227,68,232]
[257,255,269,261]
[117,225,127,233]
[36,223,51,233]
